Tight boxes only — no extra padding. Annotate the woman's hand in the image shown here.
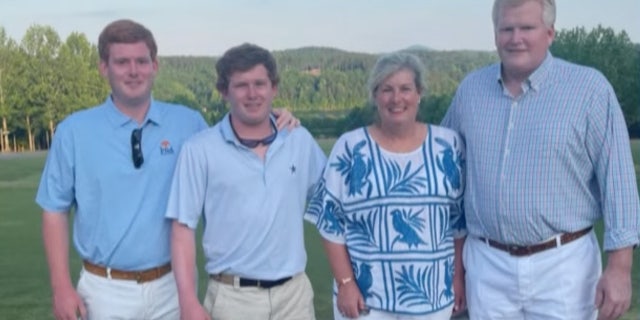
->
[336,281,366,319]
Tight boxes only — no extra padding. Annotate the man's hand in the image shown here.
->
[272,108,300,131]
[52,285,86,320]
[452,267,466,316]
[180,302,211,320]
[595,248,632,320]
[452,237,466,317]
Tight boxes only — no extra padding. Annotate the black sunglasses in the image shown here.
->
[131,128,144,169]
[230,117,278,149]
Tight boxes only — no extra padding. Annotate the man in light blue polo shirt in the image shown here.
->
[36,19,205,320]
[167,43,326,320]
[36,21,297,320]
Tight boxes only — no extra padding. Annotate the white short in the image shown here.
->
[332,299,453,320]
[77,268,179,320]
[464,232,601,320]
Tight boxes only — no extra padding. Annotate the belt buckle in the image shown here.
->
[509,244,532,256]
[256,280,262,288]
[135,272,143,283]
[233,276,241,288]
[509,245,520,255]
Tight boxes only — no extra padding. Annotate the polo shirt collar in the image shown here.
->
[220,112,279,147]
[104,95,164,128]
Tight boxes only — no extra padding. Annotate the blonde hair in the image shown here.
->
[492,0,556,27]
[367,52,426,104]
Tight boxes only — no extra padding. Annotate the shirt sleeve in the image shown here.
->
[35,119,75,214]
[194,111,209,132]
[449,130,467,239]
[304,136,348,244]
[165,136,208,229]
[440,86,463,133]
[305,137,328,201]
[586,76,640,250]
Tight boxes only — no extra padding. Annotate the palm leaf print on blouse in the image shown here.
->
[395,264,434,307]
[391,209,427,249]
[382,158,427,195]
[344,210,378,247]
[330,140,373,197]
[437,207,451,246]
[434,137,463,194]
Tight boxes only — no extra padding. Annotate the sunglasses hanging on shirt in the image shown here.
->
[131,128,144,169]
[230,115,278,148]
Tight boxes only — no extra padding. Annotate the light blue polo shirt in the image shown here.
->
[165,113,327,280]
[36,96,208,270]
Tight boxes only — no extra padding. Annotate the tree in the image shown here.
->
[551,25,640,135]
[20,25,63,150]
[57,32,107,116]
[0,27,10,151]
[0,27,22,152]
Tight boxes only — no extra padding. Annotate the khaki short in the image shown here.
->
[204,272,315,320]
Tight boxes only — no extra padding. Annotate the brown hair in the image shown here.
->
[215,43,279,93]
[98,19,157,62]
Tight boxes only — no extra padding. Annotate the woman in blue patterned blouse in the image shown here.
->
[305,52,466,319]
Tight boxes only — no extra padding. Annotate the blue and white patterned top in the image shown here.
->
[305,125,466,315]
[441,52,640,250]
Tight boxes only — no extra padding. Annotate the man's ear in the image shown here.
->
[218,89,229,101]
[547,25,556,45]
[152,58,159,73]
[98,60,108,77]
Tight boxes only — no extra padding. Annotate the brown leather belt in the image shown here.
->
[210,273,292,289]
[83,260,171,283]
[479,226,592,257]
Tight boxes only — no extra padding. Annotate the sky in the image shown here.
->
[1,0,639,56]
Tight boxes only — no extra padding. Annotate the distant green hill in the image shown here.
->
[154,47,498,125]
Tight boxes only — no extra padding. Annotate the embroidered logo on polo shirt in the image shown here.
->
[160,140,175,155]
[290,164,296,174]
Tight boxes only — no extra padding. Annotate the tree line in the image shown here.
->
[0,24,638,152]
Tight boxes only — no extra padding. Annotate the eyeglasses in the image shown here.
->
[230,117,278,149]
[131,128,144,169]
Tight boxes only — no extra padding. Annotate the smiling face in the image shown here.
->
[373,68,421,127]
[494,0,554,82]
[99,41,158,109]
[222,64,277,127]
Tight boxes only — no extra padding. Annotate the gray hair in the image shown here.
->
[367,52,426,104]
[492,0,556,28]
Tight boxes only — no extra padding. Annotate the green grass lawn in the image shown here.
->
[0,140,638,319]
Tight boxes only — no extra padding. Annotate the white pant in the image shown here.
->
[332,300,453,320]
[464,232,601,320]
[204,272,315,320]
[77,268,179,320]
